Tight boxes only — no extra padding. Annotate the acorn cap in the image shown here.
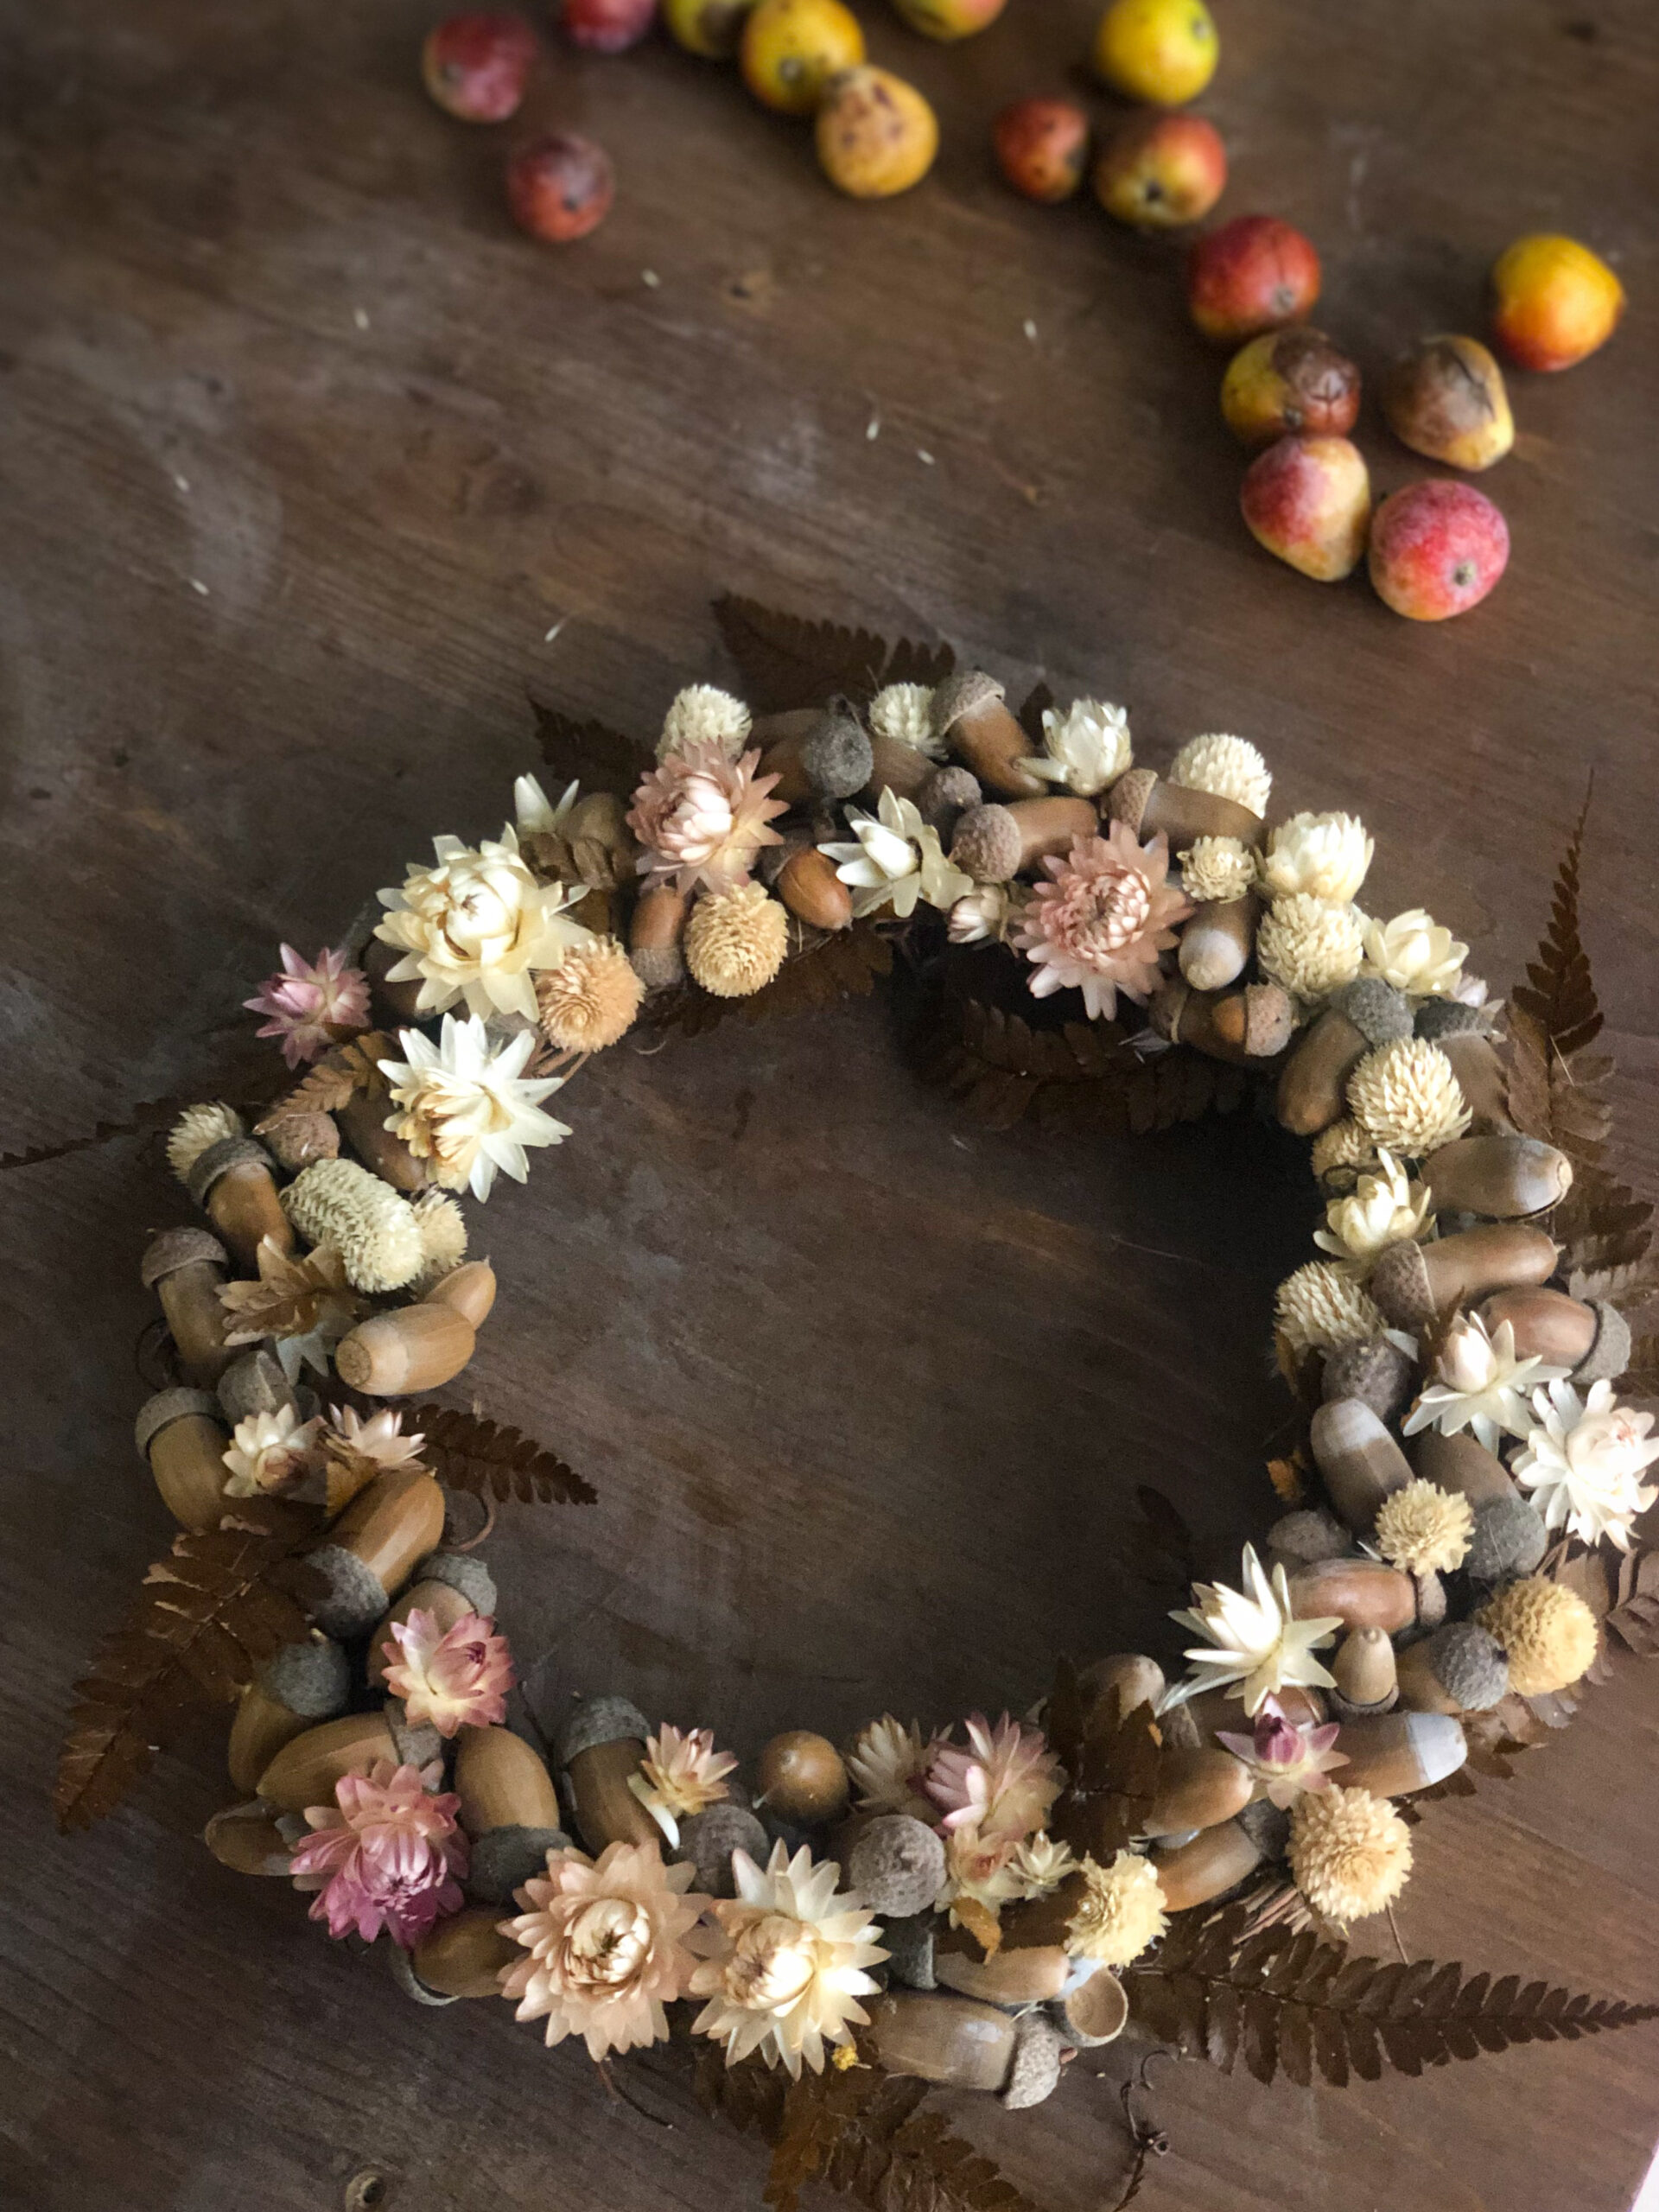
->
[134,1386,222,1460]
[802,709,874,800]
[556,1695,650,1769]
[1001,2012,1065,2110]
[1320,1335,1415,1425]
[387,1943,461,2008]
[140,1227,228,1288]
[917,764,982,833]
[1368,1239,1434,1330]
[467,1823,570,1904]
[949,804,1021,883]
[930,669,1005,737]
[415,1550,499,1617]
[676,1801,771,1898]
[183,1135,276,1209]
[1465,1491,1548,1584]
[217,1349,294,1423]
[848,1815,948,1919]
[1265,1506,1351,1570]
[260,1635,351,1719]
[1332,977,1413,1048]
[1414,998,1486,1040]
[881,1911,938,1990]
[1420,1622,1510,1712]
[1576,1301,1632,1386]
[631,944,685,992]
[1240,983,1296,1058]
[1104,766,1158,837]
[386,1700,442,1770]
[306,1543,390,1638]
[1236,1797,1291,1860]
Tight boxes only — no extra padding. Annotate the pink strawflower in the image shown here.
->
[626,741,787,895]
[289,1759,467,1946]
[924,1713,1063,1843]
[380,1607,516,1738]
[1013,824,1192,1020]
[1216,1695,1348,1810]
[245,944,371,1067]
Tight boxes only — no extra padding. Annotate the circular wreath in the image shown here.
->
[63,611,1659,2205]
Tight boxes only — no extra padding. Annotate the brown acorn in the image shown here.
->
[934,1934,1071,2004]
[1477,1286,1598,1370]
[366,1551,499,1688]
[338,1088,431,1193]
[183,1137,295,1269]
[1369,1223,1558,1330]
[306,1467,448,1638]
[424,1259,498,1332]
[1309,1397,1413,1534]
[1327,1626,1398,1722]
[1141,1748,1254,1839]
[866,1991,1018,2091]
[1151,1819,1262,1912]
[775,845,853,931]
[334,1303,475,1395]
[141,1229,235,1386]
[1421,1135,1572,1218]
[931,671,1046,798]
[1332,1710,1467,1797]
[204,1800,295,1876]
[257,1704,440,1813]
[134,1388,232,1532]
[1153,978,1295,1064]
[759,702,872,805]
[630,881,690,990]
[456,1724,570,1901]
[1179,895,1257,992]
[1286,1557,1415,1635]
[1108,768,1262,852]
[410,1906,523,1997]
[863,730,937,804]
[755,1730,850,1825]
[1410,1427,1515,1505]
[227,1635,351,1791]
[1275,978,1411,1136]
[557,1696,661,1853]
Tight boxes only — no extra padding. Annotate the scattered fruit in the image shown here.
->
[741,0,865,114]
[1491,232,1624,372]
[1382,335,1514,471]
[422,12,538,123]
[992,97,1090,204]
[1188,214,1321,345]
[662,0,757,54]
[1093,112,1225,230]
[889,0,1008,40]
[1240,434,1371,583]
[817,66,938,197]
[561,0,658,48]
[1368,480,1510,620]
[1093,0,1218,105]
[506,132,616,241]
[1220,327,1360,447]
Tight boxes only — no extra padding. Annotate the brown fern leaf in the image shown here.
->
[1607,1551,1659,1656]
[1552,1161,1655,1303]
[257,1030,397,1128]
[55,1500,323,1832]
[713,594,954,714]
[1511,796,1603,1062]
[0,1045,297,1174]
[1052,1694,1164,1859]
[647,922,895,1039]
[532,698,652,794]
[410,1404,597,1505]
[1015,680,1055,747]
[926,1000,1249,1136]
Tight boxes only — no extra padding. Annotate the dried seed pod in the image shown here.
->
[228,1635,351,1790]
[881,1912,938,1989]
[338,1087,431,1193]
[1327,1626,1398,1721]
[775,844,853,931]
[1048,1965,1128,2048]
[1465,1491,1548,1583]
[1396,1623,1509,1716]
[629,881,690,990]
[1332,1709,1467,1797]
[204,1800,295,1876]
[1431,1028,1515,1134]
[257,1702,440,1813]
[931,671,1045,798]
[1179,894,1257,991]
[134,1388,232,1532]
[410,1906,522,1997]
[848,1815,947,1918]
[456,1724,570,1901]
[334,1303,476,1395]
[1286,1557,1416,1635]
[754,1730,850,1826]
[423,1260,497,1332]
[1369,1223,1558,1330]
[863,730,937,803]
[1477,1286,1595,1370]
[915,763,982,839]
[184,1137,295,1269]
[1264,1507,1351,1578]
[1108,768,1262,852]
[1152,978,1295,1064]
[949,803,1022,883]
[366,1550,499,1688]
[676,1800,771,1899]
[1151,1819,1263,1911]
[1142,1748,1254,1839]
[1320,1335,1415,1426]
[557,1696,661,1853]
[306,1467,448,1637]
[217,1348,297,1425]
[1421,1135,1572,1218]
[1275,979,1412,1136]
[1410,1427,1514,1505]
[1310,1397,1414,1534]
[760,702,873,804]
[935,1936,1071,2005]
[141,1229,235,1386]
[258,1109,340,1172]
[866,1991,1018,2092]
[1000,2013,1065,2110]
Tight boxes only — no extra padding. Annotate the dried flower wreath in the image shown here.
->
[47,598,1659,2212]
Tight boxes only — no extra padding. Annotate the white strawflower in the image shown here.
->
[222,1406,320,1500]
[1181,836,1257,905]
[1260,812,1374,906]
[658,684,752,762]
[1513,1380,1659,1553]
[1313,1149,1434,1274]
[1020,699,1132,797]
[1166,1544,1343,1716]
[1256,895,1365,1001]
[819,788,971,919]
[1167,734,1271,817]
[1362,909,1468,999]
[379,1014,571,1201]
[376,830,594,1023]
[512,772,580,838]
[869,682,944,758]
[948,885,1011,944]
[846,1716,940,1819]
[1402,1313,1567,1455]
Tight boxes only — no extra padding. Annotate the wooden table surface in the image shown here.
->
[3,0,1657,2206]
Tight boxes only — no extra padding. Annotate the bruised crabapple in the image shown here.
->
[816,66,938,198]
[1240,434,1371,583]
[1221,327,1360,447]
[992,98,1090,204]
[1188,214,1320,346]
[507,133,616,242]
[1381,335,1513,472]
[1368,480,1510,620]
[1093,111,1225,231]
[422,12,537,123]
[561,0,658,49]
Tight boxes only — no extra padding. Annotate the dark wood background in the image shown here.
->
[3,0,1657,2205]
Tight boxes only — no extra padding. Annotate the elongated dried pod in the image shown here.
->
[456,1724,570,1901]
[216,1347,296,1425]
[1275,979,1412,1136]
[755,1730,850,1825]
[760,702,872,805]
[1152,1820,1263,1912]
[306,1466,448,1637]
[1287,1557,1415,1635]
[1396,1624,1509,1716]
[1416,1009,1514,1134]
[1108,768,1262,853]
[866,1991,1020,2092]
[775,844,853,931]
[334,1304,475,1396]
[135,1389,232,1532]
[204,1800,296,1876]
[1370,1223,1558,1330]
[227,1635,351,1791]
[1310,1397,1413,1534]
[629,881,690,990]
[338,1087,430,1194]
[931,672,1045,799]
[864,730,936,804]
[410,1906,522,1998]
[1421,1135,1572,1218]
[935,1934,1071,2005]
[366,1549,499,1687]
[1142,1747,1254,1839]
[142,1229,235,1386]
[1179,894,1257,992]
[1328,1625,1399,1722]
[423,1260,497,1331]
[1332,1709,1467,1797]
[1000,795,1099,872]
[1410,1427,1514,1504]
[1049,1966,1128,2049]
[1152,978,1295,1064]
[557,1696,661,1853]
[257,1108,340,1173]
[257,1702,441,1812]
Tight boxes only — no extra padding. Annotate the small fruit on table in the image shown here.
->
[1093,111,1225,229]
[1093,0,1218,105]
[663,0,756,54]
[1382,335,1513,471]
[1188,214,1320,344]
[1490,232,1625,372]
[1221,327,1360,445]
[817,67,938,197]
[422,13,537,123]
[889,0,1008,40]
[1368,480,1510,620]
[507,133,616,242]
[562,0,658,48]
[992,98,1090,204]
[1240,434,1371,583]
[741,0,865,113]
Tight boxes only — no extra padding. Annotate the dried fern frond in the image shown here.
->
[646,921,894,1039]
[925,999,1249,1137]
[712,595,954,715]
[531,700,653,796]
[410,1403,597,1505]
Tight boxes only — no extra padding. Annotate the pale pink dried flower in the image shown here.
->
[380,1607,516,1738]
[924,1713,1063,1842]
[626,741,786,895]
[244,944,370,1068]
[289,1759,467,1946]
[629,1725,740,1845]
[1013,825,1191,1020]
[1216,1695,1348,1810]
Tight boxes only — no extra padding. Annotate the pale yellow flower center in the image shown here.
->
[558,1897,654,1993]
[722,1914,816,2011]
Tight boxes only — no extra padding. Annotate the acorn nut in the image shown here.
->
[1421,1135,1573,1218]
[1327,1626,1399,1722]
[1179,894,1257,992]
[1108,768,1263,853]
[1395,1624,1509,1716]
[135,1388,232,1532]
[457,1723,570,1901]
[185,1136,295,1269]
[1275,978,1411,1136]
[931,671,1046,798]
[305,1466,448,1637]
[1369,1224,1558,1330]
[141,1228,235,1386]
[227,1634,351,1791]
[754,1730,850,1826]
[557,1695,661,1854]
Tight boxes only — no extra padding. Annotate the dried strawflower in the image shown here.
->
[1310,1117,1378,1183]
[1064,1851,1167,1967]
[627,1725,740,1847]
[1180,835,1257,905]
[1477,1577,1599,1696]
[1313,1149,1434,1274]
[1167,733,1272,817]
[410,1188,468,1282]
[219,1236,361,1380]
[500,1839,709,2058]
[380,1015,570,1201]
[1166,1544,1343,1715]
[938,1826,1023,1922]
[1287,1784,1411,1923]
[1373,1479,1474,1576]
[283,1157,424,1294]
[1402,1313,1566,1453]
[167,1103,245,1183]
[869,682,943,758]
[658,684,753,762]
[1011,1832,1077,1898]
[1255,894,1365,1001]
[819,788,971,920]
[684,882,790,997]
[536,936,645,1050]
[1216,1696,1347,1808]
[629,741,786,894]
[925,1713,1063,1842]
[382,1607,515,1736]
[319,1404,428,1493]
[512,772,580,839]
[1260,811,1373,906]
[688,1841,886,2076]
[1346,1036,1470,1155]
[1512,1379,1659,1552]
[289,1759,467,1946]
[1020,699,1133,797]
[846,1716,941,1820]
[948,884,1012,944]
[1014,823,1191,1021]
[1362,908,1468,999]
[244,945,371,1069]
[376,830,594,1022]
[222,1405,321,1499]
[1274,1260,1390,1357]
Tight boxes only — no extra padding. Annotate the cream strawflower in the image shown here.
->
[512,772,580,839]
[1167,734,1272,817]
[627,1725,741,1847]
[1166,1544,1343,1715]
[1402,1313,1567,1454]
[1260,811,1374,906]
[376,830,594,1022]
[846,1716,941,1820]
[925,1713,1063,1842]
[1313,1148,1434,1274]
[869,682,944,758]
[380,1015,570,1201]
[1255,894,1365,1001]
[1513,1379,1659,1553]
[1362,908,1468,998]
[382,1608,515,1736]
[1180,835,1257,906]
[948,883,1012,945]
[819,788,971,919]
[1064,1851,1167,1967]
[222,1406,320,1499]
[1011,1833,1078,1898]
[1019,699,1133,797]
[937,1825,1025,1923]
[658,684,753,762]
[1274,1260,1389,1357]
[499,1839,709,2060]
[1345,1036,1470,1156]
[688,1841,887,2076]
[629,741,787,893]
[318,1405,428,1493]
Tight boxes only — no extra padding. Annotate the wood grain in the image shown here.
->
[1,0,1657,2205]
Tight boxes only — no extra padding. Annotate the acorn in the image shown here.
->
[1151,1818,1263,1912]
[257,1702,441,1813]
[1076,1653,1166,1728]
[630,881,690,990]
[424,1260,498,1332]
[184,1136,295,1270]
[881,1913,938,1989]
[848,1815,946,1919]
[456,1724,570,1901]
[865,1991,1019,2093]
[1142,1748,1254,1839]
[1048,1965,1128,2049]
[1421,1135,1572,1218]
[754,1730,849,1826]
[306,1466,448,1637]
[1410,1427,1514,1505]
[863,730,937,804]
[1415,1005,1514,1133]
[999,2013,1067,2111]
[366,1550,499,1688]
[410,1906,523,1998]
[334,1300,475,1396]
[1310,1397,1413,1534]
[1286,1557,1416,1635]
[935,1934,1071,2005]
[1395,1624,1509,1716]
[931,671,1045,798]
[1369,1223,1558,1330]
[775,844,853,931]
[204,1800,296,1876]
[915,763,982,840]
[1180,1682,1325,1750]
[675,1800,771,1898]
[1107,768,1262,853]
[216,1347,297,1425]
[760,701,872,805]
[1327,1626,1399,1722]
[1320,1335,1415,1426]
[338,1088,430,1193]
[1479,1287,1629,1384]
[227,1634,351,1791]
[1332,1710,1467,1797]
[557,1696,661,1853]
[141,1229,235,1386]
[1179,894,1257,992]
[1275,979,1412,1135]
[134,1388,232,1531]
[1152,978,1295,1064]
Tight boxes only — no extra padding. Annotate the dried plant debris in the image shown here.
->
[532,698,654,795]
